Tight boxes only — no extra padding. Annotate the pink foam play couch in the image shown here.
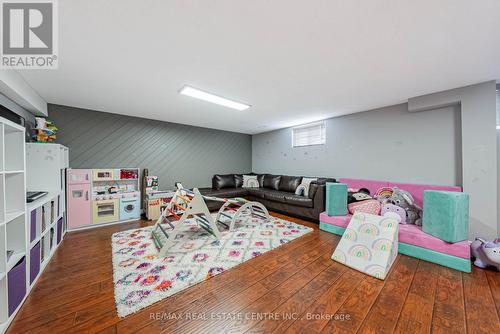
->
[320,178,471,272]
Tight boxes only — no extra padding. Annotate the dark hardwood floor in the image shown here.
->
[6,213,500,333]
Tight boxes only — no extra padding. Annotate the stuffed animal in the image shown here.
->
[347,188,372,204]
[389,188,422,225]
[347,188,381,215]
[374,187,394,205]
[381,203,407,224]
[471,237,500,271]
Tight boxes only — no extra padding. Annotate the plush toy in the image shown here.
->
[347,188,381,215]
[347,188,372,204]
[374,187,394,205]
[389,187,422,225]
[381,203,407,224]
[471,237,500,271]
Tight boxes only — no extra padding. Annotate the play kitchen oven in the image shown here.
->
[92,198,119,224]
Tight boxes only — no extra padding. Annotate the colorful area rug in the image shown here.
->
[112,215,313,317]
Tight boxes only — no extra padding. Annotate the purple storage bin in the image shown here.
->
[30,242,41,284]
[8,256,27,316]
[30,209,37,242]
[57,218,63,244]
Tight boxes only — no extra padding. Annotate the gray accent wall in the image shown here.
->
[49,104,252,188]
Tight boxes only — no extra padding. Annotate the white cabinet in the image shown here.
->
[26,143,68,192]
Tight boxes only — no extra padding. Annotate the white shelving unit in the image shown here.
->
[0,122,69,334]
[0,118,27,334]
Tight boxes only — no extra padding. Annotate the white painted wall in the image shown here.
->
[253,81,498,239]
[253,103,461,186]
[409,81,497,240]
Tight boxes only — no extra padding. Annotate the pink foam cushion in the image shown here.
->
[320,212,351,228]
[398,224,470,259]
[339,178,389,197]
[389,181,462,208]
[320,212,470,259]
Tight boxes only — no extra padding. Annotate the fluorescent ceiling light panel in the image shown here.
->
[179,86,250,111]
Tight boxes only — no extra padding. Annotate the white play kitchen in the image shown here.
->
[67,168,141,230]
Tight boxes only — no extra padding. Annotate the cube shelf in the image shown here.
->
[29,242,41,284]
[0,276,6,325]
[7,256,26,317]
[6,214,26,273]
[5,173,24,220]
[0,176,4,224]
[0,119,68,332]
[3,124,24,172]
[0,116,27,333]
[0,225,5,278]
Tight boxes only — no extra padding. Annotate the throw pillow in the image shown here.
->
[295,177,317,197]
[242,175,260,188]
[348,199,382,215]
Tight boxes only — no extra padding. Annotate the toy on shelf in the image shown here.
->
[152,184,270,256]
[471,237,500,271]
[145,176,159,192]
[33,117,58,142]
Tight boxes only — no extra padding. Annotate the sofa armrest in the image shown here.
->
[312,184,327,212]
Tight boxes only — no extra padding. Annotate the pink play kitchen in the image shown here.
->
[67,168,141,229]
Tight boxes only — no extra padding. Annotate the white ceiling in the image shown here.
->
[19,0,500,134]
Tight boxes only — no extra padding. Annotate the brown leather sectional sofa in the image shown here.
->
[198,173,336,222]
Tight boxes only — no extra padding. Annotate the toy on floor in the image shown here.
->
[152,185,221,257]
[215,197,269,231]
[152,184,270,256]
[331,212,399,280]
[471,237,500,271]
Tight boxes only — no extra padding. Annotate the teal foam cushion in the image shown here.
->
[326,183,347,216]
[422,190,469,243]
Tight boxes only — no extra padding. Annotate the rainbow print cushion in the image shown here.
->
[331,212,399,280]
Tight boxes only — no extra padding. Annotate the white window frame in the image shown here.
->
[292,121,326,148]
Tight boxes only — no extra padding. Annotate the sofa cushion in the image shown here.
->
[284,193,314,208]
[212,174,236,189]
[199,187,248,198]
[263,190,288,203]
[234,174,243,188]
[263,174,281,190]
[279,175,302,192]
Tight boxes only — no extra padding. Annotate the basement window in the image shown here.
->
[292,121,326,147]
